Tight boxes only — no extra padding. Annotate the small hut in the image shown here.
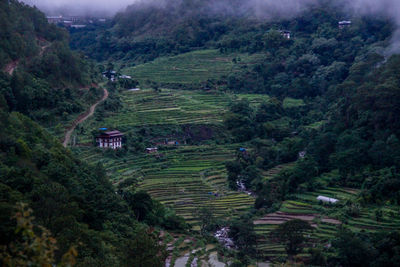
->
[338,21,352,29]
[146,147,158,154]
[280,30,291,39]
[317,195,338,204]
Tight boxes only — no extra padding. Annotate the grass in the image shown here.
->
[282,97,305,109]
[122,49,264,84]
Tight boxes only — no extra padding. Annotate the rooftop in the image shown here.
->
[97,130,124,137]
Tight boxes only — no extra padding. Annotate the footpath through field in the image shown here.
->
[63,88,109,147]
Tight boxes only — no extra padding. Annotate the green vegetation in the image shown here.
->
[123,49,264,86]
[0,0,100,127]
[3,0,400,266]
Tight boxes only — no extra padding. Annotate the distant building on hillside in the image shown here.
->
[102,70,117,81]
[166,140,179,145]
[338,21,352,29]
[146,147,158,153]
[317,195,338,204]
[299,151,307,159]
[64,16,81,23]
[96,130,124,149]
[70,24,87,29]
[280,30,291,39]
[63,20,73,26]
[47,16,63,24]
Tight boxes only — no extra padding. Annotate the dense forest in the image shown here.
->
[2,0,400,266]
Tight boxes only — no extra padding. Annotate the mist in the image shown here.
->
[344,0,400,55]
[21,0,137,16]
[21,0,400,54]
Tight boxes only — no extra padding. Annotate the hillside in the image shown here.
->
[0,0,103,129]
[0,2,187,266]
[2,0,400,266]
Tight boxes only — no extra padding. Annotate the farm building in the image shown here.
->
[70,25,87,29]
[46,16,63,24]
[338,21,352,29]
[280,30,291,39]
[96,130,124,149]
[166,140,179,145]
[299,151,307,159]
[317,195,338,204]
[102,70,117,81]
[146,147,158,153]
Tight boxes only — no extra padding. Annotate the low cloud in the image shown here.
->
[22,0,137,16]
[21,0,400,55]
[344,0,400,55]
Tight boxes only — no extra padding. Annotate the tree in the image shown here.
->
[124,228,167,267]
[123,191,154,221]
[0,203,77,267]
[271,219,313,257]
[198,206,216,236]
[229,218,257,258]
[332,229,376,267]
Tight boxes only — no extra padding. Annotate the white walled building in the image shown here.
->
[317,195,339,204]
[96,130,123,149]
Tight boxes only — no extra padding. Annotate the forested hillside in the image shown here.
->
[0,0,101,125]
[3,0,400,266]
[0,1,183,266]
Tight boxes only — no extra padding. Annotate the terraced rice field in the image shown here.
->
[122,49,264,84]
[260,162,296,182]
[253,183,400,259]
[75,144,254,228]
[77,89,271,143]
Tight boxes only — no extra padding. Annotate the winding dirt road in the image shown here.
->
[63,88,109,147]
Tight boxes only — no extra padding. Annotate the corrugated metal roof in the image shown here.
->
[317,195,338,203]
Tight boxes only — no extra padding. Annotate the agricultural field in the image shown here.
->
[67,51,282,230]
[68,86,307,232]
[122,49,265,84]
[74,144,254,228]
[253,170,400,259]
[75,88,271,143]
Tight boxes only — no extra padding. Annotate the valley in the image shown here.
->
[3,0,400,266]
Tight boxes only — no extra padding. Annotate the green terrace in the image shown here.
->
[122,49,265,85]
[253,172,400,260]
[73,144,254,229]
[76,89,272,143]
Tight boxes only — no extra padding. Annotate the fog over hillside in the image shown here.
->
[21,0,136,16]
[22,0,400,54]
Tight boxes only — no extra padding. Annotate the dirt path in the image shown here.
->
[63,88,109,147]
[3,40,50,75]
[4,60,19,75]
